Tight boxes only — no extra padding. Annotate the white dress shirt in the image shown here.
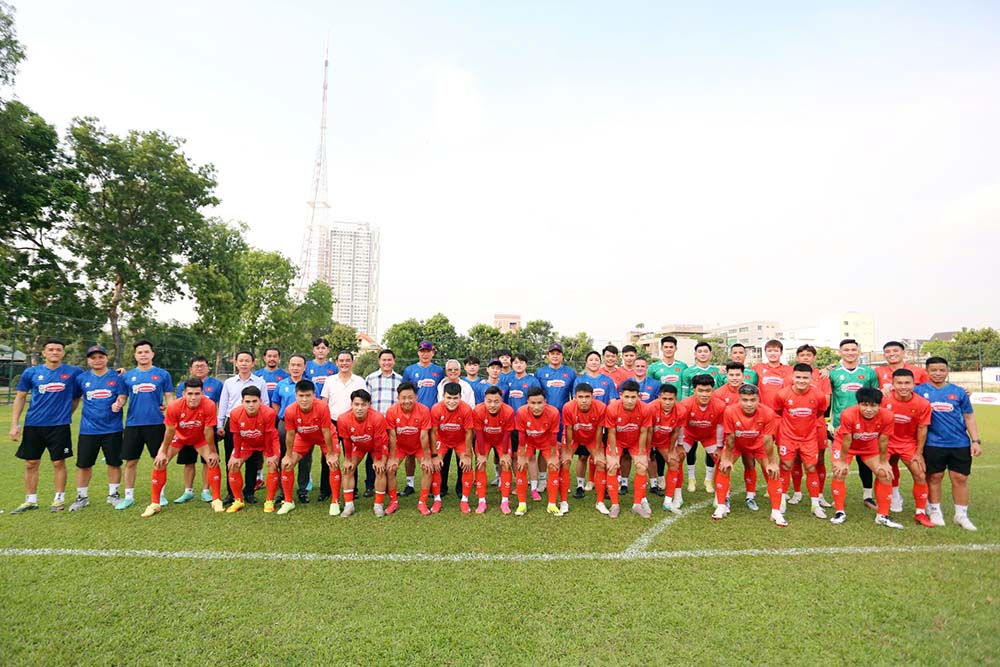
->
[321,373,368,420]
[437,377,476,408]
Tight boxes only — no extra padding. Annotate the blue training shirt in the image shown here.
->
[175,376,223,404]
[916,382,974,448]
[504,373,542,412]
[74,369,124,435]
[630,376,662,404]
[535,365,577,414]
[305,360,336,392]
[573,372,619,406]
[118,366,173,427]
[401,362,445,409]
[254,367,290,395]
[17,364,82,427]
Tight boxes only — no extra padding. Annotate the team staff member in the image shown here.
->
[216,350,270,505]
[535,342,577,497]
[366,349,403,493]
[254,347,290,394]
[8,338,82,514]
[321,350,368,499]
[113,340,173,511]
[69,345,123,511]
[174,356,223,504]
[271,354,309,503]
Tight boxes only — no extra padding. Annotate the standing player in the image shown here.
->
[677,375,727,503]
[305,337,336,391]
[773,364,830,519]
[881,369,933,525]
[337,389,390,518]
[605,380,654,518]
[463,356,489,404]
[680,342,723,493]
[504,354,543,500]
[429,383,475,513]
[600,345,630,387]
[496,349,514,385]
[830,387,900,527]
[876,341,929,391]
[535,342,577,500]
[716,385,786,526]
[140,378,222,517]
[917,357,982,530]
[620,345,639,379]
[728,344,758,385]
[69,345,123,511]
[514,387,562,516]
[174,355,223,504]
[753,339,790,410]
[650,385,688,513]
[648,336,687,393]
[271,354,310,504]
[472,386,516,513]
[563,383,610,515]
[385,382,433,515]
[225,386,280,513]
[113,340,173,510]
[828,338,879,510]
[277,380,337,516]
[8,338,81,513]
[714,362,746,407]
[254,347,289,395]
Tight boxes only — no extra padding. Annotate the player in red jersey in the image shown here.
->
[277,380,337,516]
[430,382,475,514]
[605,380,653,518]
[473,386,515,514]
[881,369,934,526]
[141,379,221,517]
[714,362,745,407]
[563,382,609,515]
[830,387,901,528]
[385,382,432,515]
[650,384,688,513]
[225,386,280,513]
[877,340,930,507]
[773,364,830,519]
[676,374,726,508]
[337,389,390,518]
[716,385,786,525]
[514,387,561,516]
[753,339,791,412]
[787,345,834,508]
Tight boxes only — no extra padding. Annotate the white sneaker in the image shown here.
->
[875,514,904,529]
[340,502,355,518]
[830,511,847,525]
[954,514,978,531]
[771,510,788,527]
[711,505,728,521]
[787,492,803,505]
[640,497,651,513]
[559,501,570,514]
[672,491,683,510]
[929,509,946,526]
[595,502,610,515]
[818,496,832,508]
[584,481,594,491]
[373,503,385,518]
[780,495,787,514]
[890,490,904,513]
[328,502,341,517]
[811,505,828,520]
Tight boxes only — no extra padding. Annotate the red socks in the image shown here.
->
[547,470,559,504]
[329,469,342,503]
[228,471,244,501]
[792,461,803,493]
[890,459,901,489]
[207,466,221,501]
[265,471,279,502]
[766,476,783,511]
[634,474,648,505]
[875,479,891,515]
[913,482,928,511]
[806,471,820,499]
[595,470,607,503]
[476,470,488,501]
[431,471,442,497]
[714,471,730,506]
[588,457,596,483]
[832,479,846,512]
[151,468,167,503]
[461,470,473,499]
[560,468,571,503]
[744,466,757,493]
[816,460,827,495]
[606,475,619,505]
[388,487,398,504]
[500,470,512,499]
[516,469,528,503]
[780,469,792,496]
[281,470,295,500]
[375,491,385,505]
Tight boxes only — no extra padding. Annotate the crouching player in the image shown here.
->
[472,386,515,513]
[605,380,653,518]
[651,385,687,513]
[677,375,726,507]
[773,364,829,519]
[716,385,786,526]
[226,386,280,513]
[430,383,475,514]
[881,369,933,526]
[514,387,561,516]
[830,387,901,528]
[337,389,390,518]
[141,378,222,517]
[277,380,337,515]
[385,382,432,515]
[563,382,609,515]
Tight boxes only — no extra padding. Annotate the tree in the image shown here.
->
[383,318,425,362]
[65,118,218,365]
[353,351,380,378]
[0,1,25,88]
[327,322,359,356]
[815,346,839,369]
[423,313,463,361]
[515,319,556,366]
[466,323,505,361]
[560,331,594,369]
[235,249,297,355]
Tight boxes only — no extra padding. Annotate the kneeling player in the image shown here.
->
[226,386,281,513]
[430,383,475,514]
[473,386,515,513]
[650,384,687,513]
[716,385,786,526]
[830,388,901,528]
[563,382,609,515]
[141,379,222,517]
[606,380,653,518]
[385,382,433,515]
[338,389,390,518]
[514,387,562,516]
[881,369,933,526]
[277,380,337,515]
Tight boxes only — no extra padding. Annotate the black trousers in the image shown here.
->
[223,421,258,498]
[439,447,464,496]
[277,421,311,494]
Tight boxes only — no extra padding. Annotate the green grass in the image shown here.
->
[1,404,998,666]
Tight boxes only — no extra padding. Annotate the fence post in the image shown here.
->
[7,313,18,404]
[980,344,984,391]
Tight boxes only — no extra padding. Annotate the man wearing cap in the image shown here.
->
[68,345,124,511]
[174,355,223,504]
[535,342,577,499]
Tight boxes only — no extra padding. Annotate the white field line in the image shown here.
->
[2,542,995,564]
[624,499,714,555]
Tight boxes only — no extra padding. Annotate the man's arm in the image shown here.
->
[154,425,177,462]
[964,413,982,456]
[8,390,28,440]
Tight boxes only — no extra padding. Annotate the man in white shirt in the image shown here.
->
[321,350,368,498]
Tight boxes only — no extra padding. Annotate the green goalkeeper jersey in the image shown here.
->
[828,363,878,427]
[648,360,687,394]
[679,364,724,399]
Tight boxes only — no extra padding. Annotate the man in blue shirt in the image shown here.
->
[271,354,311,503]
[535,342,577,496]
[463,355,489,405]
[173,355,224,503]
[305,338,336,393]
[113,339,174,510]
[503,353,543,500]
[255,346,290,395]
[69,345,124,511]
[916,357,983,531]
[9,338,82,513]
[401,341,445,410]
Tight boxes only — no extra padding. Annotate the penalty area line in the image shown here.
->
[624,499,714,555]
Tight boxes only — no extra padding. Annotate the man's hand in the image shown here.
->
[420,455,433,473]
[910,453,926,475]
[9,425,20,442]
[373,458,386,474]
[216,427,225,439]
[500,453,512,468]
[281,456,294,471]
[204,451,220,468]
[516,454,528,471]
[153,452,169,468]
[971,442,983,457]
[264,455,279,470]
[764,461,779,480]
[227,457,243,473]
[717,453,733,475]
[339,458,354,474]
[459,455,471,472]
[874,460,893,483]
[833,460,850,478]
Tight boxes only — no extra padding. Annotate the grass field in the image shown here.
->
[1,404,998,666]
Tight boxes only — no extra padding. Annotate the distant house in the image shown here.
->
[356,333,382,354]
[928,331,960,343]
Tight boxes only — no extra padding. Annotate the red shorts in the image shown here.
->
[682,437,718,453]
[293,437,330,457]
[778,439,818,466]
[888,441,917,461]
[612,442,648,458]
[232,444,276,460]
[521,442,559,459]
[734,443,768,461]
[816,422,828,450]
[395,440,423,457]
[170,440,206,451]
[435,441,466,456]
[344,441,386,461]
[475,440,510,458]
[832,443,879,463]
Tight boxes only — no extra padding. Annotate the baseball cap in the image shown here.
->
[547,342,564,353]
[86,344,108,357]
[418,341,434,351]
[487,358,502,367]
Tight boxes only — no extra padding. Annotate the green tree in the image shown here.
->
[383,318,425,360]
[236,249,297,355]
[560,331,595,369]
[466,323,505,361]
[353,351,380,378]
[515,319,556,367]
[815,346,839,368]
[326,322,358,356]
[0,1,25,88]
[423,313,463,361]
[65,118,218,365]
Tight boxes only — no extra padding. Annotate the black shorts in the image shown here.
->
[122,424,166,460]
[176,445,202,465]
[923,445,972,476]
[510,431,519,454]
[575,444,590,457]
[77,432,123,468]
[17,425,73,461]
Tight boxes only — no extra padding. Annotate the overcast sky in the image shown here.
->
[13,1,1000,344]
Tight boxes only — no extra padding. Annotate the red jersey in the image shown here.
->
[723,404,777,451]
[284,401,333,453]
[604,399,652,451]
[515,404,561,452]
[165,396,217,448]
[678,396,726,444]
[713,383,742,406]
[754,363,792,407]
[229,404,279,458]
[876,364,930,393]
[881,390,931,447]
[337,408,389,458]
[649,402,688,450]
[562,399,606,448]
[774,386,828,443]
[385,402,431,454]
[834,405,894,453]
[473,402,515,454]
[601,366,632,387]
[430,401,474,449]
[808,367,832,396]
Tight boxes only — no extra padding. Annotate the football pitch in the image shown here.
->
[1,405,997,666]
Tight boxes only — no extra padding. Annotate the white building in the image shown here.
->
[783,312,876,358]
[707,320,782,352]
[316,221,380,337]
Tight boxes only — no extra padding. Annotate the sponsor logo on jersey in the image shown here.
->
[438,422,463,432]
[240,428,263,439]
[892,413,912,424]
[417,379,436,388]
[840,382,863,392]
[788,407,814,417]
[616,423,639,433]
[509,389,524,399]
[548,379,566,388]
[133,383,158,393]
[396,425,419,436]
[483,425,503,435]
[762,377,784,386]
[734,428,761,438]
[179,419,204,429]
[38,382,66,394]
[86,389,114,400]
[930,401,954,412]
[297,424,319,434]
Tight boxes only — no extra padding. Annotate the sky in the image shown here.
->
[11,1,1000,344]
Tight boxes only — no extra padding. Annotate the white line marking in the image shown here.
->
[1,543,994,563]
[624,499,713,555]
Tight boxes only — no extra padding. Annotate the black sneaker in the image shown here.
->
[400,485,415,497]
[619,485,628,497]
[297,491,311,504]
[222,495,235,508]
[363,487,375,498]
[244,494,258,504]
[863,498,878,511]
[574,486,585,499]
[274,493,284,504]
[649,486,665,497]
[317,493,331,503]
